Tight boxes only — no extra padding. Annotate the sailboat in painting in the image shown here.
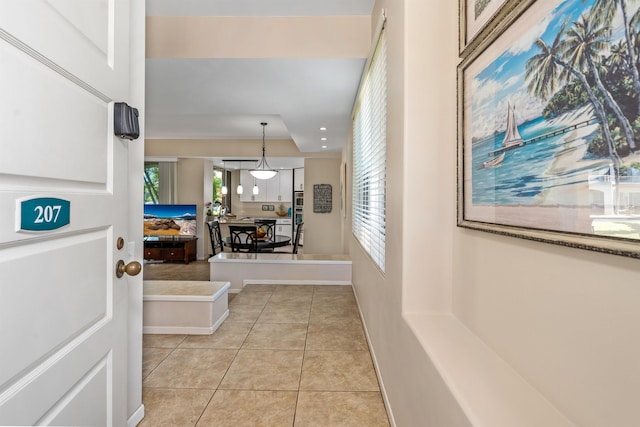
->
[482,103,523,168]
[502,102,523,148]
[483,151,505,168]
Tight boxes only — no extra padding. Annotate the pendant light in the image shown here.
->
[221,160,228,195]
[252,177,259,195]
[236,161,244,195]
[249,122,278,180]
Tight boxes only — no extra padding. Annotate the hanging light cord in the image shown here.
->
[257,122,271,170]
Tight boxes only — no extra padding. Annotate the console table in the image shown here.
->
[144,236,197,264]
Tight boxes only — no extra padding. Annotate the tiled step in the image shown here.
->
[209,253,352,292]
[143,280,230,335]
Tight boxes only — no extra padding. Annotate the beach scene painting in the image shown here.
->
[461,0,640,249]
[143,204,197,236]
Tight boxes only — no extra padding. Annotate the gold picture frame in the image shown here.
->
[457,0,640,259]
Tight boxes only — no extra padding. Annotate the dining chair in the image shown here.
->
[254,219,276,240]
[229,225,259,253]
[254,219,277,252]
[274,221,303,254]
[206,220,225,256]
[292,221,303,254]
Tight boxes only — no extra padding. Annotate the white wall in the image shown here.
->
[345,1,468,425]
[176,158,207,259]
[453,234,640,427]
[302,158,343,254]
[346,0,640,426]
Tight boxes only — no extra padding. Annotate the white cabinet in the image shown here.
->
[275,218,292,240]
[240,169,293,203]
[267,174,280,202]
[293,168,304,191]
[274,169,292,202]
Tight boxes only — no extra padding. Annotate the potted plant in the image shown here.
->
[276,203,288,217]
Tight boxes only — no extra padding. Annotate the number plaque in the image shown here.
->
[19,197,70,231]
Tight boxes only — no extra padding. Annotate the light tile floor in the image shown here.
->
[140,283,390,426]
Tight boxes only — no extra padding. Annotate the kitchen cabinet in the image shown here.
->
[275,218,292,240]
[240,169,293,202]
[274,169,292,202]
[239,170,250,202]
[293,168,304,191]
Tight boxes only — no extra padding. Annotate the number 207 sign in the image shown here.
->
[18,197,70,232]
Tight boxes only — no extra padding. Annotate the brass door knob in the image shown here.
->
[115,260,142,278]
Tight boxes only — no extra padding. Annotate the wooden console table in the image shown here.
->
[144,236,197,264]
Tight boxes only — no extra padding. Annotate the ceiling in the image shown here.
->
[144,0,375,168]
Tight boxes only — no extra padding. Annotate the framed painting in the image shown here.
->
[459,0,534,56]
[457,0,640,258]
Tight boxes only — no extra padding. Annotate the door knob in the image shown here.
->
[115,260,142,278]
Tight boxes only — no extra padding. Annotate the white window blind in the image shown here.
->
[352,28,387,272]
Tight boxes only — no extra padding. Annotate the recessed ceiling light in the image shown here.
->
[321,145,328,149]
[321,137,327,141]
[320,127,327,131]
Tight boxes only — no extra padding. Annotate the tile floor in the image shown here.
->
[140,264,390,426]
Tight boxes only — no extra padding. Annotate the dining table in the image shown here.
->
[225,234,291,252]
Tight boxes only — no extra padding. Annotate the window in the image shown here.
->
[352,26,387,271]
[144,160,176,204]
[144,162,159,203]
[213,168,223,202]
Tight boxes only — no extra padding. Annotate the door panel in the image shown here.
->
[43,356,110,426]
[0,232,109,387]
[0,0,128,100]
[1,41,109,183]
[0,0,132,424]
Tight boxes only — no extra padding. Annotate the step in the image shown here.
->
[209,253,352,292]
[143,280,230,335]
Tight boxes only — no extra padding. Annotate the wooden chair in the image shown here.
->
[254,219,276,240]
[274,221,303,254]
[254,219,277,252]
[229,225,259,253]
[292,221,303,254]
[206,221,225,256]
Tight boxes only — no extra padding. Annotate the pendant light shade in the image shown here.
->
[236,161,244,194]
[249,122,278,180]
[252,177,259,195]
[221,160,228,195]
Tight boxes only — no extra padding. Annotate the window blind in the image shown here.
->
[352,28,387,271]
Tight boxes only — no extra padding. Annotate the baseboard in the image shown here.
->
[144,324,211,335]
[353,288,397,427]
[243,279,352,286]
[127,404,144,427]
[211,310,229,332]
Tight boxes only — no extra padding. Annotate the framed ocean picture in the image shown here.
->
[459,0,533,56]
[457,0,640,258]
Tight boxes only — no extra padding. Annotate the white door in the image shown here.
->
[0,1,136,425]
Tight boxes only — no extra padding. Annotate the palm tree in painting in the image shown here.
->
[563,13,637,149]
[525,22,619,163]
[586,0,640,115]
[607,40,630,74]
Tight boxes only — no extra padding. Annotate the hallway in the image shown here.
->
[140,263,390,426]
